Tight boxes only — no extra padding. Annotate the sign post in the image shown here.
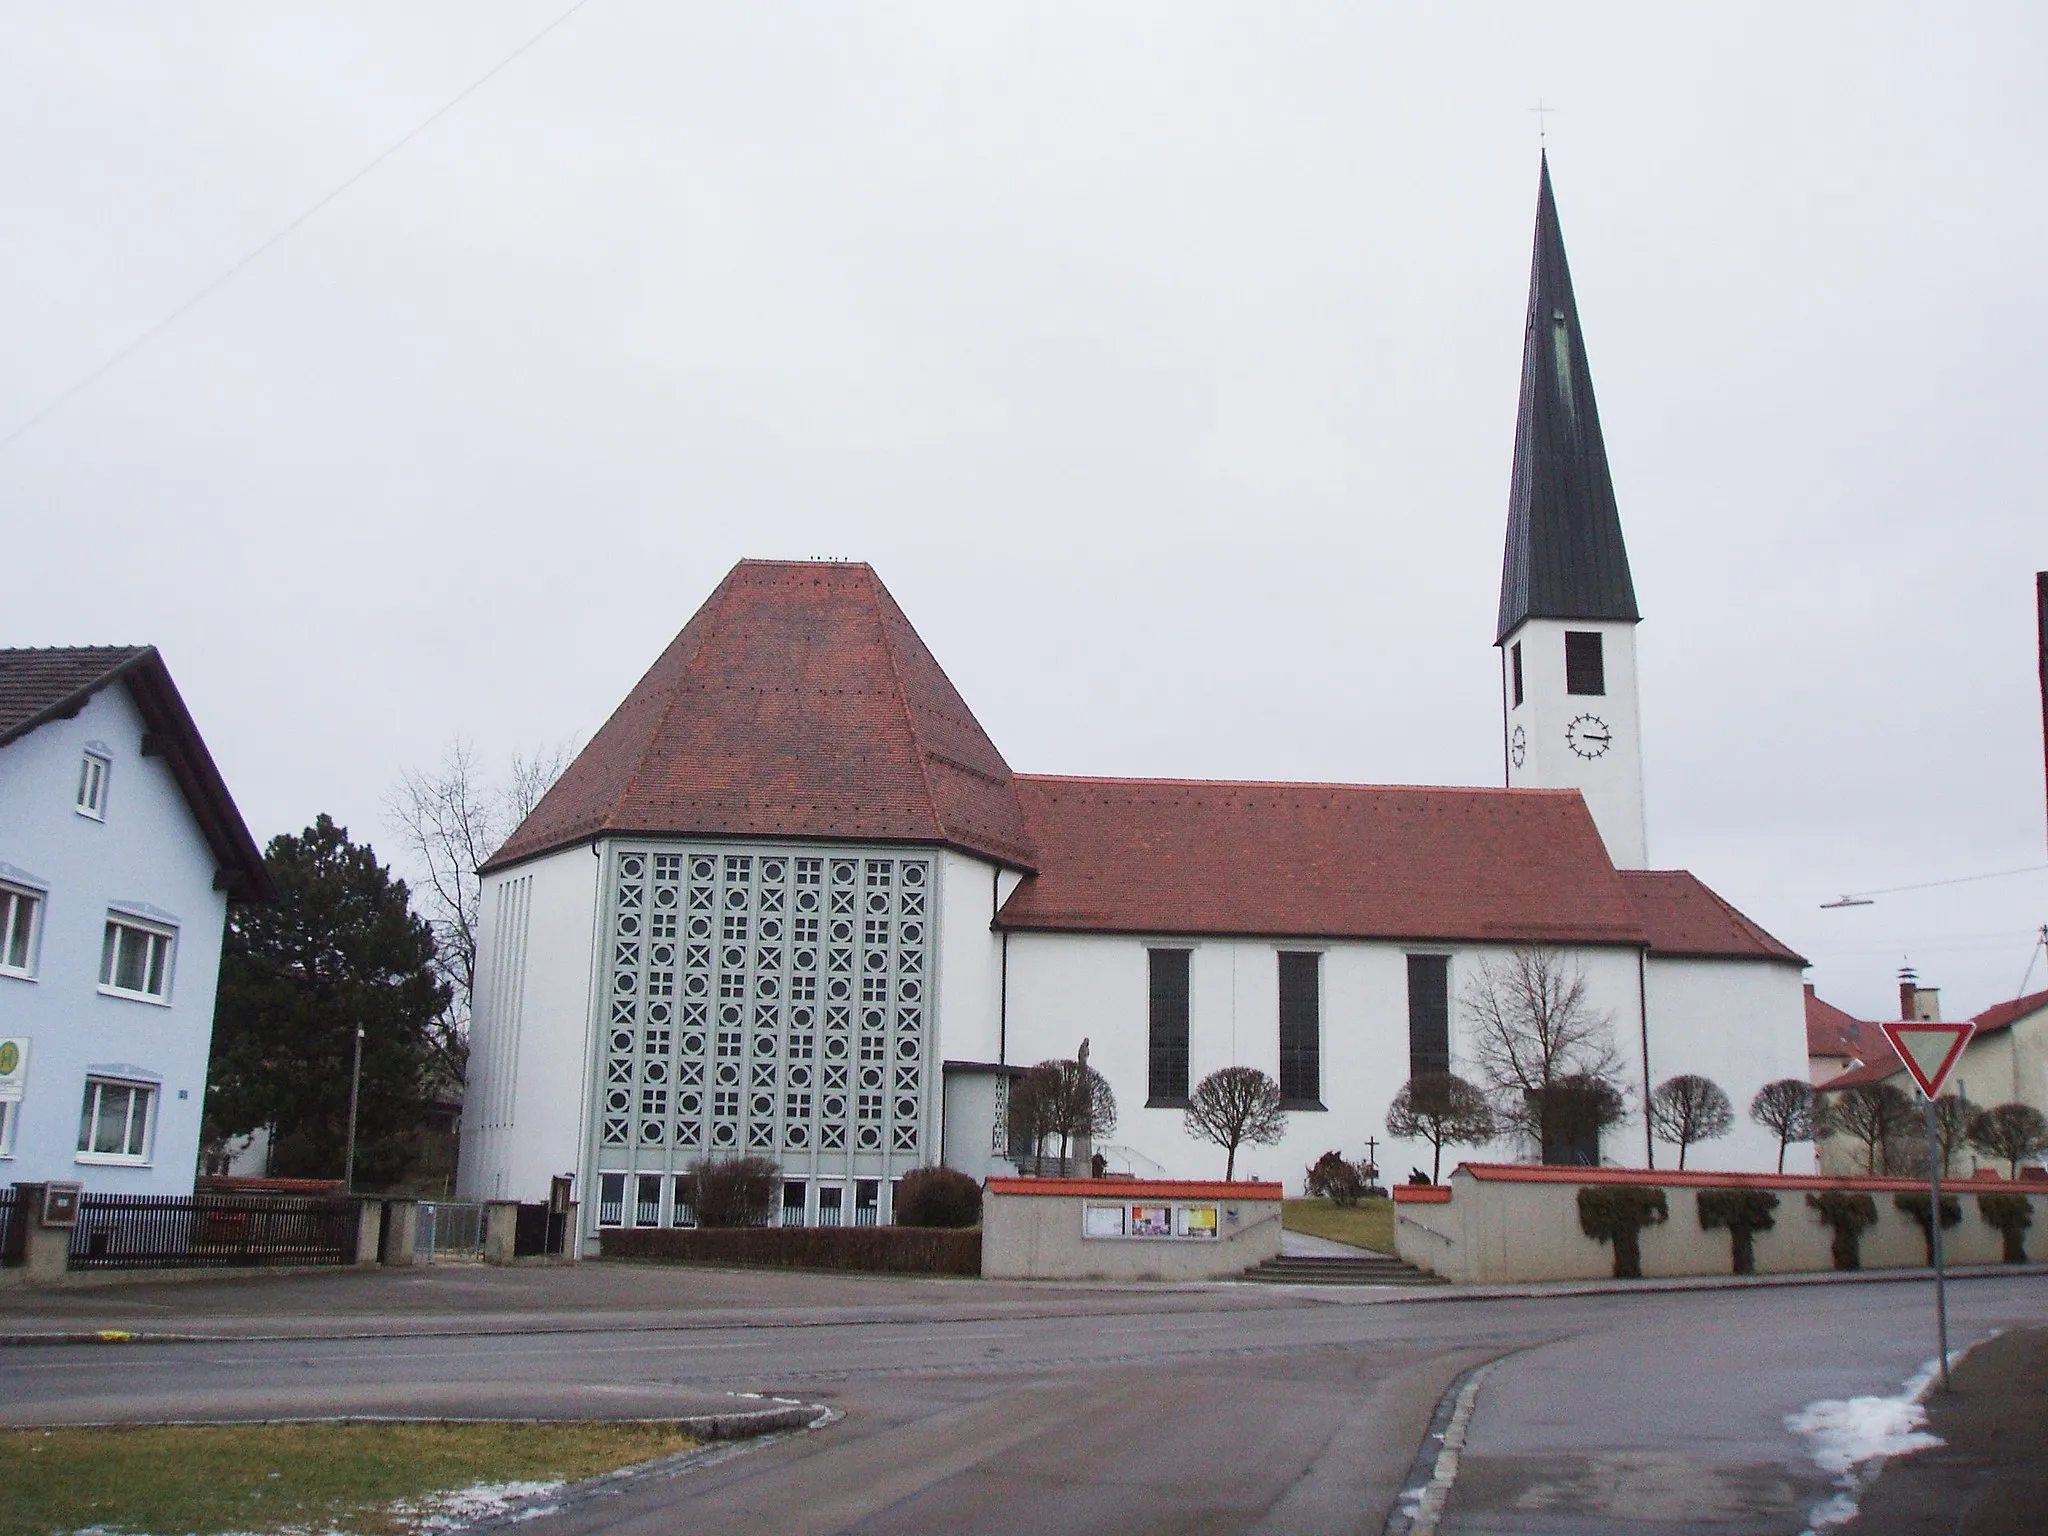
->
[1882,1019,1977,1391]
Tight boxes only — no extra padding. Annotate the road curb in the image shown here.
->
[7,1397,831,1438]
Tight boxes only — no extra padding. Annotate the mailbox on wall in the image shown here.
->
[41,1182,82,1228]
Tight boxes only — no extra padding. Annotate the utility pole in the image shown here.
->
[343,1023,365,1193]
[2036,572,2046,858]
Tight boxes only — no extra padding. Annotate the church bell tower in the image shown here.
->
[1496,155,1648,869]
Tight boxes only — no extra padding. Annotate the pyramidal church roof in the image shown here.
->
[1496,153,1640,644]
[484,560,1038,871]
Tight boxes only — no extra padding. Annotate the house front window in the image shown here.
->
[0,885,41,978]
[76,750,111,819]
[100,917,175,1002]
[78,1078,154,1162]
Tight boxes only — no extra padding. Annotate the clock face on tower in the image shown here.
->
[1510,724,1527,768]
[1566,714,1613,760]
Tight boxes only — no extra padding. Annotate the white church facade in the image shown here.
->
[458,160,1811,1239]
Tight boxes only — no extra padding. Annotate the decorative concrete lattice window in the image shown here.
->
[599,847,930,1214]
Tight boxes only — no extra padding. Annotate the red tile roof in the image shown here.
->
[0,646,271,899]
[1616,870,1804,963]
[1806,987,1885,1062]
[984,1177,1282,1202]
[995,775,1650,945]
[484,561,1036,871]
[1817,1057,1902,1091]
[1969,987,2048,1038]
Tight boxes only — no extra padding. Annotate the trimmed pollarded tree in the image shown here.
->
[1385,1073,1497,1184]
[1184,1066,1286,1181]
[1648,1074,1734,1170]
[1817,1080,1917,1175]
[1696,1188,1779,1275]
[1968,1102,2048,1179]
[1462,948,1629,1165]
[1009,1058,1117,1173]
[1748,1078,1816,1173]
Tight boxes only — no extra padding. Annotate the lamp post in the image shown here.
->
[343,1024,365,1193]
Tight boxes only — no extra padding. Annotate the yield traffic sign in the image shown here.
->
[1882,1020,1976,1099]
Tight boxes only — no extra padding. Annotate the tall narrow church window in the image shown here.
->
[1147,948,1191,1105]
[1565,631,1605,696]
[1406,955,1451,1078]
[1510,643,1524,708]
[1277,952,1323,1108]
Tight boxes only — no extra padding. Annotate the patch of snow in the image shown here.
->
[394,1478,563,1532]
[1787,1354,1952,1534]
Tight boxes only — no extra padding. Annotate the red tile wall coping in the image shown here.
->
[984,1177,1283,1202]
[1392,1185,1453,1204]
[1449,1161,2030,1194]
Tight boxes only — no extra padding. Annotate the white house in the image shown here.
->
[458,159,1813,1245]
[0,647,270,1193]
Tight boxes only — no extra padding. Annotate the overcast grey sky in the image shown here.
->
[5,4,2044,1024]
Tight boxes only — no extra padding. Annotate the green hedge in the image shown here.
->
[599,1225,981,1276]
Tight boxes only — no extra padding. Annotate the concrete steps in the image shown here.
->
[1242,1252,1445,1286]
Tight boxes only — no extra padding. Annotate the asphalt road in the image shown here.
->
[3,1270,2044,1534]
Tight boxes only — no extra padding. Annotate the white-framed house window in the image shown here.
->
[0,884,42,978]
[76,747,111,819]
[100,915,176,1002]
[78,1077,155,1163]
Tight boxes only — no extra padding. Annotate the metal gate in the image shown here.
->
[413,1200,487,1263]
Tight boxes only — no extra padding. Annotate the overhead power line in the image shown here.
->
[0,0,597,455]
[1820,863,2048,909]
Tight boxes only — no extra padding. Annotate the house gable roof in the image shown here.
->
[484,561,1036,872]
[1966,986,2048,1039]
[1616,869,1805,963]
[995,775,1649,946]
[0,646,272,899]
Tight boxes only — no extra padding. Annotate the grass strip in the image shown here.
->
[0,1419,699,1536]
[1283,1196,1395,1253]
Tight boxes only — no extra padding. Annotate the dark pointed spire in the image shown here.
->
[1496,154,1639,644]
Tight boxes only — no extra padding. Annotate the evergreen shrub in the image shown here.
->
[1977,1192,2034,1263]
[893,1166,983,1229]
[1576,1186,1668,1279]
[1695,1188,1779,1275]
[1305,1151,1367,1208]
[1807,1191,1879,1270]
[683,1157,779,1227]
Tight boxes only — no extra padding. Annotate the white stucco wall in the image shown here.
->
[1502,617,1647,869]
[0,684,229,1192]
[1641,956,1813,1173]
[457,840,601,1202]
[1001,931,1662,1194]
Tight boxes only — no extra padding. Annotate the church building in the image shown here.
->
[458,160,1810,1239]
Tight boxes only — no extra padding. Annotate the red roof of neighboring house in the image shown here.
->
[484,562,1036,872]
[1969,987,2048,1039]
[0,645,272,899]
[1817,1057,1903,1091]
[1806,986,1887,1062]
[1615,870,1804,963]
[995,774,1649,946]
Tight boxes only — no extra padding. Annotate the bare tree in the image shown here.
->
[1385,1073,1496,1183]
[1817,1080,1916,1174]
[385,736,573,1083]
[1748,1078,1816,1173]
[1648,1074,1734,1170]
[1009,1058,1116,1173]
[1968,1102,2048,1178]
[1930,1094,1979,1177]
[1184,1066,1286,1180]
[1462,948,1628,1165]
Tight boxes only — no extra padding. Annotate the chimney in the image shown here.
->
[1899,966,1918,1020]
[1912,988,1941,1021]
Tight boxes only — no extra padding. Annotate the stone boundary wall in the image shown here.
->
[1394,1163,2048,1283]
[982,1177,1282,1281]
[600,1225,980,1275]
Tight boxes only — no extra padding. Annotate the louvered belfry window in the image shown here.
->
[1147,949,1191,1105]
[1564,631,1606,696]
[1277,951,1322,1108]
